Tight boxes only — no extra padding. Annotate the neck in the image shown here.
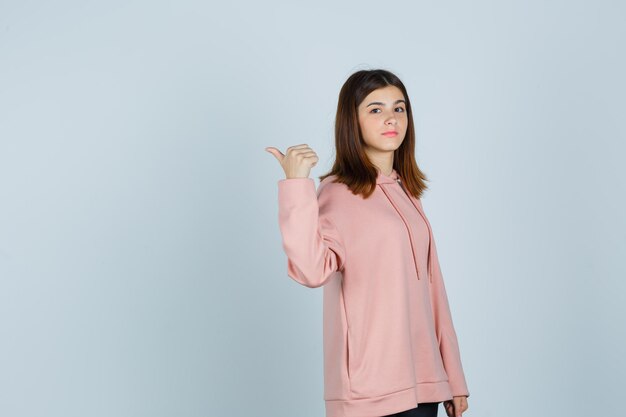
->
[366,150,394,176]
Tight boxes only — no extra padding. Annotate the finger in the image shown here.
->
[286,144,311,154]
[290,152,319,166]
[460,397,468,412]
[302,155,319,166]
[299,153,319,162]
[288,148,316,158]
[454,398,462,417]
[265,147,285,162]
[265,146,285,154]
[293,150,317,158]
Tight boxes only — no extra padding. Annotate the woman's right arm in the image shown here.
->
[277,178,346,288]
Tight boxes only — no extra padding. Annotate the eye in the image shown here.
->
[369,107,406,114]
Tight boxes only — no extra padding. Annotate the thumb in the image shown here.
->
[265,146,284,163]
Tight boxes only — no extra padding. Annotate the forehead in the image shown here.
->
[361,85,405,105]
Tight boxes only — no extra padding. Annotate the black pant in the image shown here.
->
[381,401,440,417]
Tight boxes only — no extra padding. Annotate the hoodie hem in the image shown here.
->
[324,385,418,417]
[415,380,454,403]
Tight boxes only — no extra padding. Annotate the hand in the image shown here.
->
[443,395,468,417]
[265,144,319,179]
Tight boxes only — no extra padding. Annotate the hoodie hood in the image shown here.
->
[375,168,400,184]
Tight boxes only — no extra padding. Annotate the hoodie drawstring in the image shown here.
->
[379,181,433,283]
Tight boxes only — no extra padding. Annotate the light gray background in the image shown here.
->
[1,1,624,416]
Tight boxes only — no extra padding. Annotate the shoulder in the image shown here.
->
[316,175,356,210]
[317,174,349,195]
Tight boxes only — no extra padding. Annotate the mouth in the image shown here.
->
[382,131,398,137]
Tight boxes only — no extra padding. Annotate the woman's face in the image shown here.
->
[357,85,408,157]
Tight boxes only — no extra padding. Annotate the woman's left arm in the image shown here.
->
[429,231,470,400]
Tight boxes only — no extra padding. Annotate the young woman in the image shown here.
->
[266,69,470,417]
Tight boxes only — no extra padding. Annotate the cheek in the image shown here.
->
[364,118,380,132]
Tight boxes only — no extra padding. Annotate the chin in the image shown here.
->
[377,144,401,152]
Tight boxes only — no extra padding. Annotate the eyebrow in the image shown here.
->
[366,99,406,107]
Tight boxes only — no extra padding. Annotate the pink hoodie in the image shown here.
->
[277,168,469,417]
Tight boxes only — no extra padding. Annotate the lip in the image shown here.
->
[382,131,398,137]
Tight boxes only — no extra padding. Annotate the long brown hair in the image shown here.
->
[319,69,429,199]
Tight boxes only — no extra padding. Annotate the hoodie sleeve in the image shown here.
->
[429,232,470,398]
[277,178,346,288]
